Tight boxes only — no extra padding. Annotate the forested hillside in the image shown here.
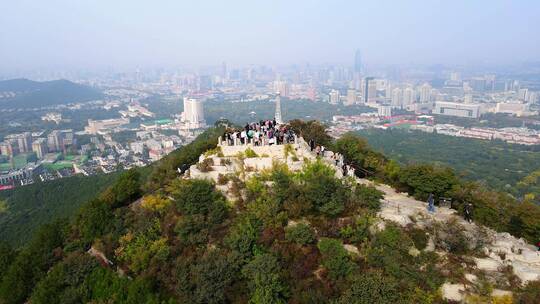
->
[356,128,540,202]
[0,78,103,109]
[0,122,539,303]
[0,173,120,246]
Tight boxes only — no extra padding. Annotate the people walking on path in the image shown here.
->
[427,193,435,213]
[464,202,474,223]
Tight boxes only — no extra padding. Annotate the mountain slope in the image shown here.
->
[0,123,539,303]
[0,78,103,109]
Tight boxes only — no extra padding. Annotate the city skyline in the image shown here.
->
[1,0,540,72]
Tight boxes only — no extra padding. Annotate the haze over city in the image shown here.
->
[2,0,540,71]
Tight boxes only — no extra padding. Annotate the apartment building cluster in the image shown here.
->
[411,124,540,145]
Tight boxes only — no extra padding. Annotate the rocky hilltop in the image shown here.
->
[189,135,540,303]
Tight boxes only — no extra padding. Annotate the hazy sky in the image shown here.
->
[1,0,539,70]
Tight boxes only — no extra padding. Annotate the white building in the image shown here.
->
[419,83,432,103]
[377,105,392,117]
[495,102,534,116]
[85,118,130,134]
[403,87,416,106]
[345,89,356,106]
[182,97,206,129]
[329,90,340,105]
[391,88,402,109]
[433,101,482,118]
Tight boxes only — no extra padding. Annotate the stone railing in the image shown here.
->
[217,134,298,147]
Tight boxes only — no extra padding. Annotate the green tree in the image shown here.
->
[298,160,348,217]
[336,272,401,304]
[242,253,288,304]
[288,119,333,147]
[169,179,228,245]
[0,221,65,304]
[0,242,14,279]
[29,253,98,304]
[317,238,356,281]
[100,169,141,208]
[398,164,459,200]
[285,223,316,245]
[75,199,114,244]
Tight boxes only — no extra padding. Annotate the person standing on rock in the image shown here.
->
[464,202,473,223]
[427,193,435,213]
[309,139,315,151]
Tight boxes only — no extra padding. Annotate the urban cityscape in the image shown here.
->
[1,1,540,303]
[1,53,539,189]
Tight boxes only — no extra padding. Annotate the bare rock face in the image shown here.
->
[441,282,465,302]
[474,257,502,272]
[343,244,360,256]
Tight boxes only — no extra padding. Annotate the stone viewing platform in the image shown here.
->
[189,135,316,182]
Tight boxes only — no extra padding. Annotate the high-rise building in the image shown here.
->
[198,75,212,92]
[0,140,16,157]
[345,89,357,106]
[450,72,461,81]
[274,93,283,124]
[354,49,362,74]
[419,83,432,103]
[391,88,402,109]
[16,132,32,153]
[329,89,340,105]
[403,87,416,106]
[182,97,206,129]
[32,138,48,159]
[518,88,529,101]
[363,77,375,103]
[273,81,290,98]
[47,130,64,152]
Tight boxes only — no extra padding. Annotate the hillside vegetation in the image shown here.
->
[0,121,539,303]
[0,173,120,246]
[356,128,540,202]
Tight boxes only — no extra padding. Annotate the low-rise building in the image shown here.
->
[433,101,482,118]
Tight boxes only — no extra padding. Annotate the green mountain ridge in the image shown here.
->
[0,78,103,109]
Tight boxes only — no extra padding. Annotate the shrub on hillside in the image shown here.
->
[285,223,316,245]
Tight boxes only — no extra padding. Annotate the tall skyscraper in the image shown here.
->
[363,77,376,103]
[182,97,206,129]
[354,49,362,74]
[274,93,283,124]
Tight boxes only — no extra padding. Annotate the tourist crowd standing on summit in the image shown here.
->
[222,119,296,146]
